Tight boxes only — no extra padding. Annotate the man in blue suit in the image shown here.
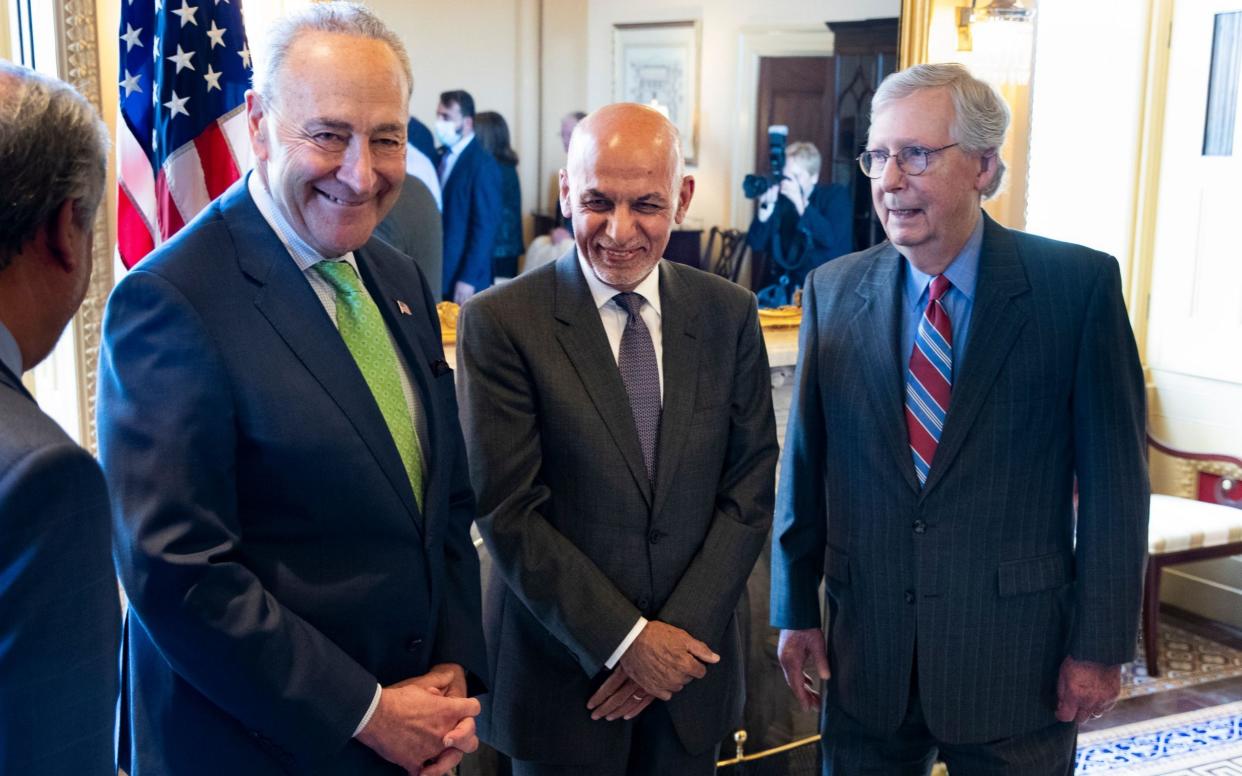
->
[435,89,502,304]
[97,5,485,775]
[0,62,119,776]
[771,64,1148,774]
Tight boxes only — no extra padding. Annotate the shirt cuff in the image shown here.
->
[605,617,648,669]
[352,683,383,737]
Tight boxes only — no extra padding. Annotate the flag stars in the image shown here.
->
[206,20,227,49]
[121,23,143,52]
[164,90,191,119]
[204,64,223,92]
[238,44,251,69]
[169,44,196,73]
[120,69,143,98]
[171,0,197,27]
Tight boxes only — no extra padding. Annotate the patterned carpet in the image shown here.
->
[1076,701,1242,774]
[1123,623,1242,699]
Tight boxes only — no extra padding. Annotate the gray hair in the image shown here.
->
[0,62,109,271]
[786,141,822,178]
[871,63,1010,199]
[252,2,413,106]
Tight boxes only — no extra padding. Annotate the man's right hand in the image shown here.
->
[618,620,719,701]
[777,628,830,712]
[355,678,481,776]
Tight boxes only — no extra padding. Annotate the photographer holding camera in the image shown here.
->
[746,140,852,302]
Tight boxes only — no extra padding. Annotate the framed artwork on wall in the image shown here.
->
[612,20,701,165]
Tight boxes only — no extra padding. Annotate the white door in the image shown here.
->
[1147,0,1242,385]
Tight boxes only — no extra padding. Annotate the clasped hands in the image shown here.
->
[356,663,480,776]
[586,620,719,722]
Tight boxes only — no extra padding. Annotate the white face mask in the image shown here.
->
[435,119,461,147]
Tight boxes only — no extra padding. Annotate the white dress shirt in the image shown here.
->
[576,250,664,666]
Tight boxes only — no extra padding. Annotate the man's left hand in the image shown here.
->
[453,281,476,305]
[1055,656,1121,724]
[586,664,655,721]
[411,663,469,699]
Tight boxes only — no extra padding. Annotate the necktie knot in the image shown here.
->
[314,260,362,300]
[613,292,646,319]
[929,274,952,303]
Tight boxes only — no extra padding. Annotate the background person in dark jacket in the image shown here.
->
[475,111,524,280]
[747,141,851,303]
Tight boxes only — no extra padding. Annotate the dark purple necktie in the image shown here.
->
[614,292,661,482]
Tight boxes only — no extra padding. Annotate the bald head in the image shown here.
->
[559,103,694,291]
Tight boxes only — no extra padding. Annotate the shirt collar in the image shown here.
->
[576,249,663,317]
[447,132,474,158]
[0,319,22,377]
[903,212,983,308]
[248,170,359,274]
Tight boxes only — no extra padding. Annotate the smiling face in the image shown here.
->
[559,104,694,292]
[247,31,407,258]
[868,87,995,274]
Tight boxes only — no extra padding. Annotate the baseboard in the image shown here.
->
[1161,557,1242,630]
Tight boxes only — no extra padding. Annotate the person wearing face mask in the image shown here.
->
[435,89,502,304]
[746,141,851,303]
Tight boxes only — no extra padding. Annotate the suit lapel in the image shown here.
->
[850,246,921,494]
[920,215,1031,497]
[0,358,33,403]
[227,183,421,527]
[651,263,701,517]
[356,247,441,540]
[553,252,653,507]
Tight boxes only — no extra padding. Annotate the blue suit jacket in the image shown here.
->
[98,177,487,775]
[0,362,120,774]
[440,138,502,298]
[771,213,1149,744]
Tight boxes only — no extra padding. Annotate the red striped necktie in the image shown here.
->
[905,274,953,486]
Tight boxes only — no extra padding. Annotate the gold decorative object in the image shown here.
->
[758,305,803,329]
[437,302,460,346]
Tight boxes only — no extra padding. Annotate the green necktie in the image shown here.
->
[314,260,425,511]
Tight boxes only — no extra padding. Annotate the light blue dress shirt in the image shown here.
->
[899,214,984,380]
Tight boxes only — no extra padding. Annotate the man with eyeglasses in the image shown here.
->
[770,63,1148,775]
[98,4,485,774]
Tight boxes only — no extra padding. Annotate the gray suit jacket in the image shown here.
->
[771,213,1149,743]
[0,361,120,773]
[375,173,444,296]
[457,253,778,762]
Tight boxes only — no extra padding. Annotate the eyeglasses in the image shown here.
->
[857,143,959,179]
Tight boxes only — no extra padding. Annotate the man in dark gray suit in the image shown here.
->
[0,62,120,774]
[771,63,1149,774]
[458,103,778,775]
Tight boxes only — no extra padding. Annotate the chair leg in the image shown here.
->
[1143,559,1162,676]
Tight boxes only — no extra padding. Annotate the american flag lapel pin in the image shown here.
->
[396,299,412,316]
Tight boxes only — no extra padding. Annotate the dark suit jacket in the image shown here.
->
[747,182,852,286]
[771,213,1149,743]
[376,173,444,295]
[97,177,487,775]
[439,138,502,298]
[0,362,120,774]
[457,253,779,763]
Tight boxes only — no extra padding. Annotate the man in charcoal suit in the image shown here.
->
[457,102,778,775]
[97,5,484,774]
[0,62,120,776]
[771,63,1149,774]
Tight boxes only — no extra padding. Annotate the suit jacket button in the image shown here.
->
[913,520,927,534]
[648,529,663,544]
[904,590,916,604]
[407,637,423,652]
[637,598,649,610]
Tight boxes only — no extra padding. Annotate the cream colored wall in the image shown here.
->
[538,0,588,217]
[585,0,900,233]
[364,0,541,236]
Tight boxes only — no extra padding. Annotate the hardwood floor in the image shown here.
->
[1081,604,1242,734]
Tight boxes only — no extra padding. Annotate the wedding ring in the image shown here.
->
[631,693,644,701]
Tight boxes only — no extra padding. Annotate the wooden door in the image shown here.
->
[754,56,835,178]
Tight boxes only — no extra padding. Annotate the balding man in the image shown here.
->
[0,62,119,775]
[458,103,778,775]
[97,3,485,774]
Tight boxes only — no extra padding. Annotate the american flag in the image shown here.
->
[117,0,254,268]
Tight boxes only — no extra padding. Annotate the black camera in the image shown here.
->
[742,125,789,199]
